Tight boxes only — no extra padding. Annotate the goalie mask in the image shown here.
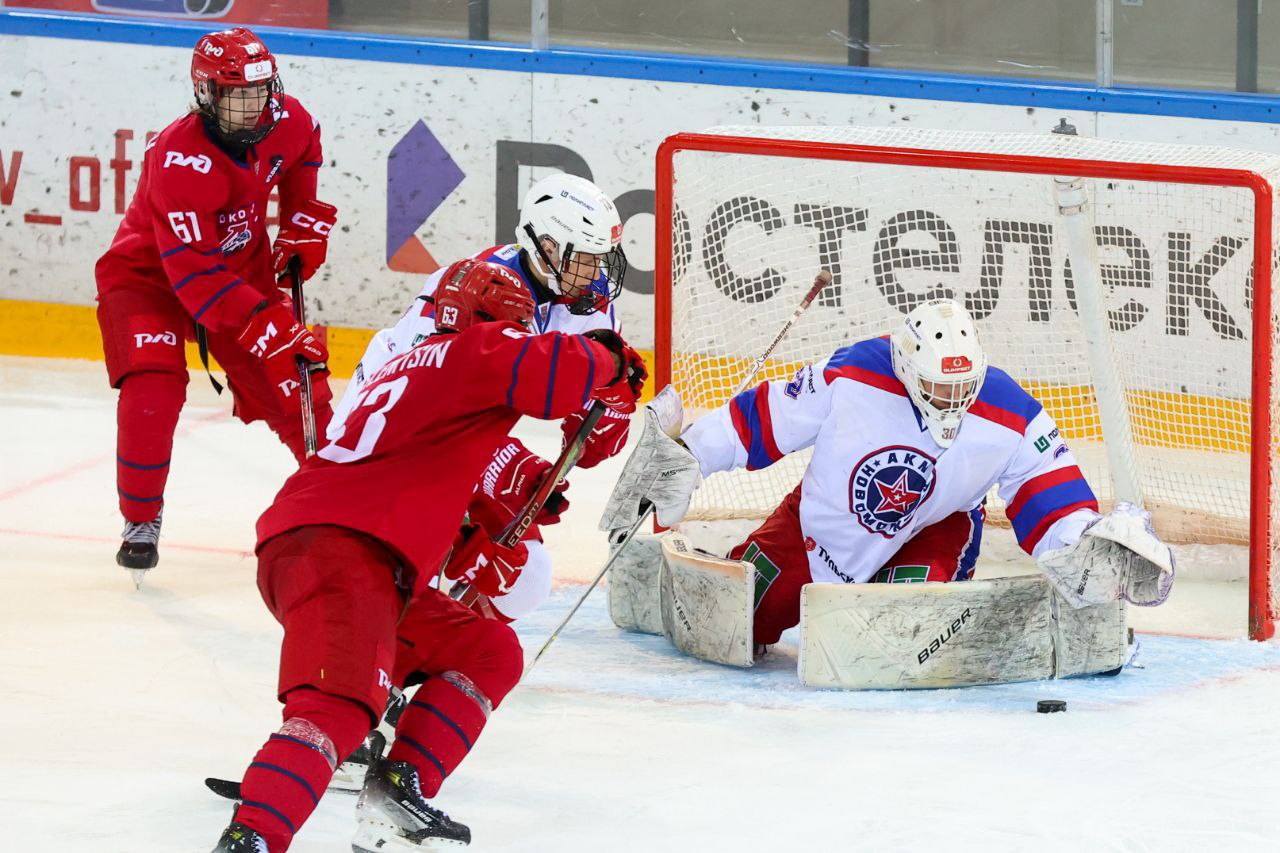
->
[433,259,536,334]
[890,299,988,448]
[191,28,284,150]
[515,173,627,315]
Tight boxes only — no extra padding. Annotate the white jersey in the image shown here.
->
[681,336,1100,585]
[329,243,621,438]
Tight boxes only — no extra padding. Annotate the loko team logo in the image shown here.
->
[218,203,257,255]
[849,445,937,537]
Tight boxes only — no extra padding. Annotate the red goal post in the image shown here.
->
[654,126,1278,640]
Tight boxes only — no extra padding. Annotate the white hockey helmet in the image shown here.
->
[890,298,988,448]
[514,173,627,315]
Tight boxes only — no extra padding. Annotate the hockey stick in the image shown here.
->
[288,257,319,458]
[525,268,834,674]
[448,401,609,609]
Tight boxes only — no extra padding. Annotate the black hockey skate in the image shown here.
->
[352,761,471,851]
[329,729,387,793]
[116,511,162,588]
[211,821,269,853]
[330,687,407,792]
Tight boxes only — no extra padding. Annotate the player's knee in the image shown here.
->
[282,687,378,760]
[121,369,188,406]
[460,621,523,708]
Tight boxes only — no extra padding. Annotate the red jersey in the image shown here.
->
[256,322,620,596]
[94,94,323,332]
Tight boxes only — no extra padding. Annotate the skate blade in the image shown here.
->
[328,769,364,793]
[129,568,148,589]
[352,819,468,852]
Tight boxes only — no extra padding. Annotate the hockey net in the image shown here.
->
[655,125,1280,640]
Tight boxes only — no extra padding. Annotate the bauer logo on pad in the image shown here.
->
[941,355,972,374]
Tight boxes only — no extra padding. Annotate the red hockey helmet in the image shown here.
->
[433,260,536,334]
[190,28,282,148]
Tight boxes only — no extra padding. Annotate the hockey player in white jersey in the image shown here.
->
[604,298,1174,654]
[332,173,630,624]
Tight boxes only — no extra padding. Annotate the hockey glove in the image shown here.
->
[237,302,329,409]
[585,329,647,414]
[561,405,631,469]
[481,439,571,527]
[1037,502,1175,609]
[272,199,338,283]
[444,524,529,597]
[600,386,701,534]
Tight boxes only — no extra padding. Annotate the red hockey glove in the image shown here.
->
[443,524,529,597]
[584,329,647,414]
[237,302,329,409]
[272,199,338,283]
[481,439,571,527]
[561,406,631,469]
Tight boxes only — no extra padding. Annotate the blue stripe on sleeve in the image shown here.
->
[543,335,562,418]
[577,336,596,406]
[302,160,323,167]
[731,386,777,471]
[191,279,244,322]
[1009,478,1096,545]
[171,263,226,291]
[506,337,533,408]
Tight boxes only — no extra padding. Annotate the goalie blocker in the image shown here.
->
[609,531,1131,688]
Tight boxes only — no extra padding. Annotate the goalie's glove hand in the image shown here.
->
[584,329,648,414]
[444,524,529,597]
[600,387,701,534]
[1037,502,1175,609]
[481,439,570,527]
[561,405,630,469]
[272,199,338,284]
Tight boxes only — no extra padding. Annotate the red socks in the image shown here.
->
[234,689,371,852]
[386,672,492,798]
[115,371,186,522]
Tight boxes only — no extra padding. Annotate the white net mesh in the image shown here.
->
[660,124,1279,636]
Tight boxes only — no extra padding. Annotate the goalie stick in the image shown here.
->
[526,268,834,673]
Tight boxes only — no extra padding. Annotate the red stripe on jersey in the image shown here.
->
[1005,465,1087,521]
[823,364,907,396]
[729,396,753,451]
[967,399,1030,434]
[1020,499,1098,554]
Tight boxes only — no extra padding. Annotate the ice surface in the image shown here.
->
[2,356,1277,852]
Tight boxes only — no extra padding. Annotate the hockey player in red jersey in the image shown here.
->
[95,27,337,581]
[210,260,647,852]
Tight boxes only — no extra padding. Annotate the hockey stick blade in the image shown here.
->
[205,776,243,801]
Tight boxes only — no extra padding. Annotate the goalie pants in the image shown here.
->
[96,284,333,522]
[241,525,523,850]
[728,486,984,645]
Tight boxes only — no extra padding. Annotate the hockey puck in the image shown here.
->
[1036,699,1067,714]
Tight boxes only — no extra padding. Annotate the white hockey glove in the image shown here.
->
[1037,502,1175,609]
[599,386,702,535]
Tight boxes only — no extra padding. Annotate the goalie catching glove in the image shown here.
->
[599,386,702,535]
[443,524,528,597]
[1037,502,1175,609]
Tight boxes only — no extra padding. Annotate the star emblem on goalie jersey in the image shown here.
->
[873,471,922,515]
[849,445,937,538]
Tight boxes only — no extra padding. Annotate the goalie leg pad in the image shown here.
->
[798,575,1128,689]
[607,532,665,635]
[659,532,756,668]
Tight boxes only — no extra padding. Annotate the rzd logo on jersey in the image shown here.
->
[848,445,937,537]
